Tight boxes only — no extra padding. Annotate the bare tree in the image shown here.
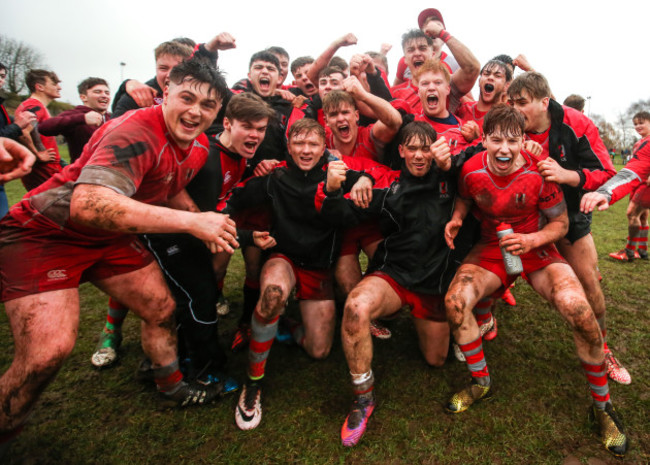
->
[592,114,622,150]
[0,35,44,94]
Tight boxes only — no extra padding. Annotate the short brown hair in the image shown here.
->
[322,90,357,114]
[154,41,193,61]
[507,72,551,101]
[78,77,108,95]
[288,118,325,143]
[563,94,586,112]
[25,69,60,93]
[414,59,450,84]
[633,111,650,123]
[399,121,437,146]
[483,104,525,138]
[225,92,276,123]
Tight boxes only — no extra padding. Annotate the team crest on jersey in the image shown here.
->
[224,171,232,185]
[537,248,550,259]
[558,144,567,162]
[162,172,174,183]
[515,193,526,205]
[439,181,449,198]
[185,169,195,180]
[391,182,400,194]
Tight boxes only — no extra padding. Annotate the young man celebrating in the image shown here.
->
[391,24,479,116]
[0,59,237,452]
[228,119,374,431]
[507,72,630,385]
[413,60,479,154]
[317,122,469,446]
[444,104,628,458]
[605,111,650,261]
[90,93,276,390]
[456,58,513,138]
[39,77,111,163]
[14,69,62,190]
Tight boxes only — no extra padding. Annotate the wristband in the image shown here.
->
[439,30,452,43]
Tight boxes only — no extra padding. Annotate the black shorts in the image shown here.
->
[566,211,592,243]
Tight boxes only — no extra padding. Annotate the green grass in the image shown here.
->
[1,158,649,464]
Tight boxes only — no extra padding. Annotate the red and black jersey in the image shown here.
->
[459,150,566,244]
[414,112,474,155]
[527,101,615,218]
[325,125,382,162]
[596,135,650,204]
[15,97,62,189]
[9,105,209,240]
[190,136,247,213]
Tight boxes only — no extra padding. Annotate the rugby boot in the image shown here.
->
[446,379,492,414]
[592,402,629,458]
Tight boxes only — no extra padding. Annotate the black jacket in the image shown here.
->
[223,154,364,270]
[318,158,479,294]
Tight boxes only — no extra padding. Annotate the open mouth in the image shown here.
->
[494,156,512,170]
[413,60,425,69]
[180,118,199,131]
[305,82,315,92]
[259,77,271,92]
[337,124,350,138]
[484,84,494,93]
[426,94,439,106]
[244,141,258,151]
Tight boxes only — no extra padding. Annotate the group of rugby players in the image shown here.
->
[0,7,639,459]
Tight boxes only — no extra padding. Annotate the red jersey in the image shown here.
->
[455,101,487,134]
[459,150,565,244]
[414,113,471,155]
[15,97,62,189]
[325,125,381,161]
[9,105,208,240]
[598,135,650,204]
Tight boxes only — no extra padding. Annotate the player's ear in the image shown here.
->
[398,144,405,159]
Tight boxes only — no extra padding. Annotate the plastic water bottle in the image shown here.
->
[496,223,523,275]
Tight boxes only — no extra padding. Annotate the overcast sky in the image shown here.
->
[2,0,648,124]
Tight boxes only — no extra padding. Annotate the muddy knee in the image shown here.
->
[259,284,285,319]
[444,293,466,331]
[342,298,371,337]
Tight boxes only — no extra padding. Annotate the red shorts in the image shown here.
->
[270,254,334,301]
[0,217,153,302]
[465,241,565,288]
[632,184,650,208]
[339,220,383,257]
[367,271,446,322]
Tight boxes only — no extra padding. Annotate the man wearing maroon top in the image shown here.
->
[39,77,111,163]
[507,72,630,386]
[14,69,63,190]
[0,59,237,452]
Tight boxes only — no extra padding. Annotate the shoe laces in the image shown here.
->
[244,383,261,410]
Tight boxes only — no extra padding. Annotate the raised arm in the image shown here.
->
[306,33,358,85]
[421,19,479,96]
[343,76,401,143]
